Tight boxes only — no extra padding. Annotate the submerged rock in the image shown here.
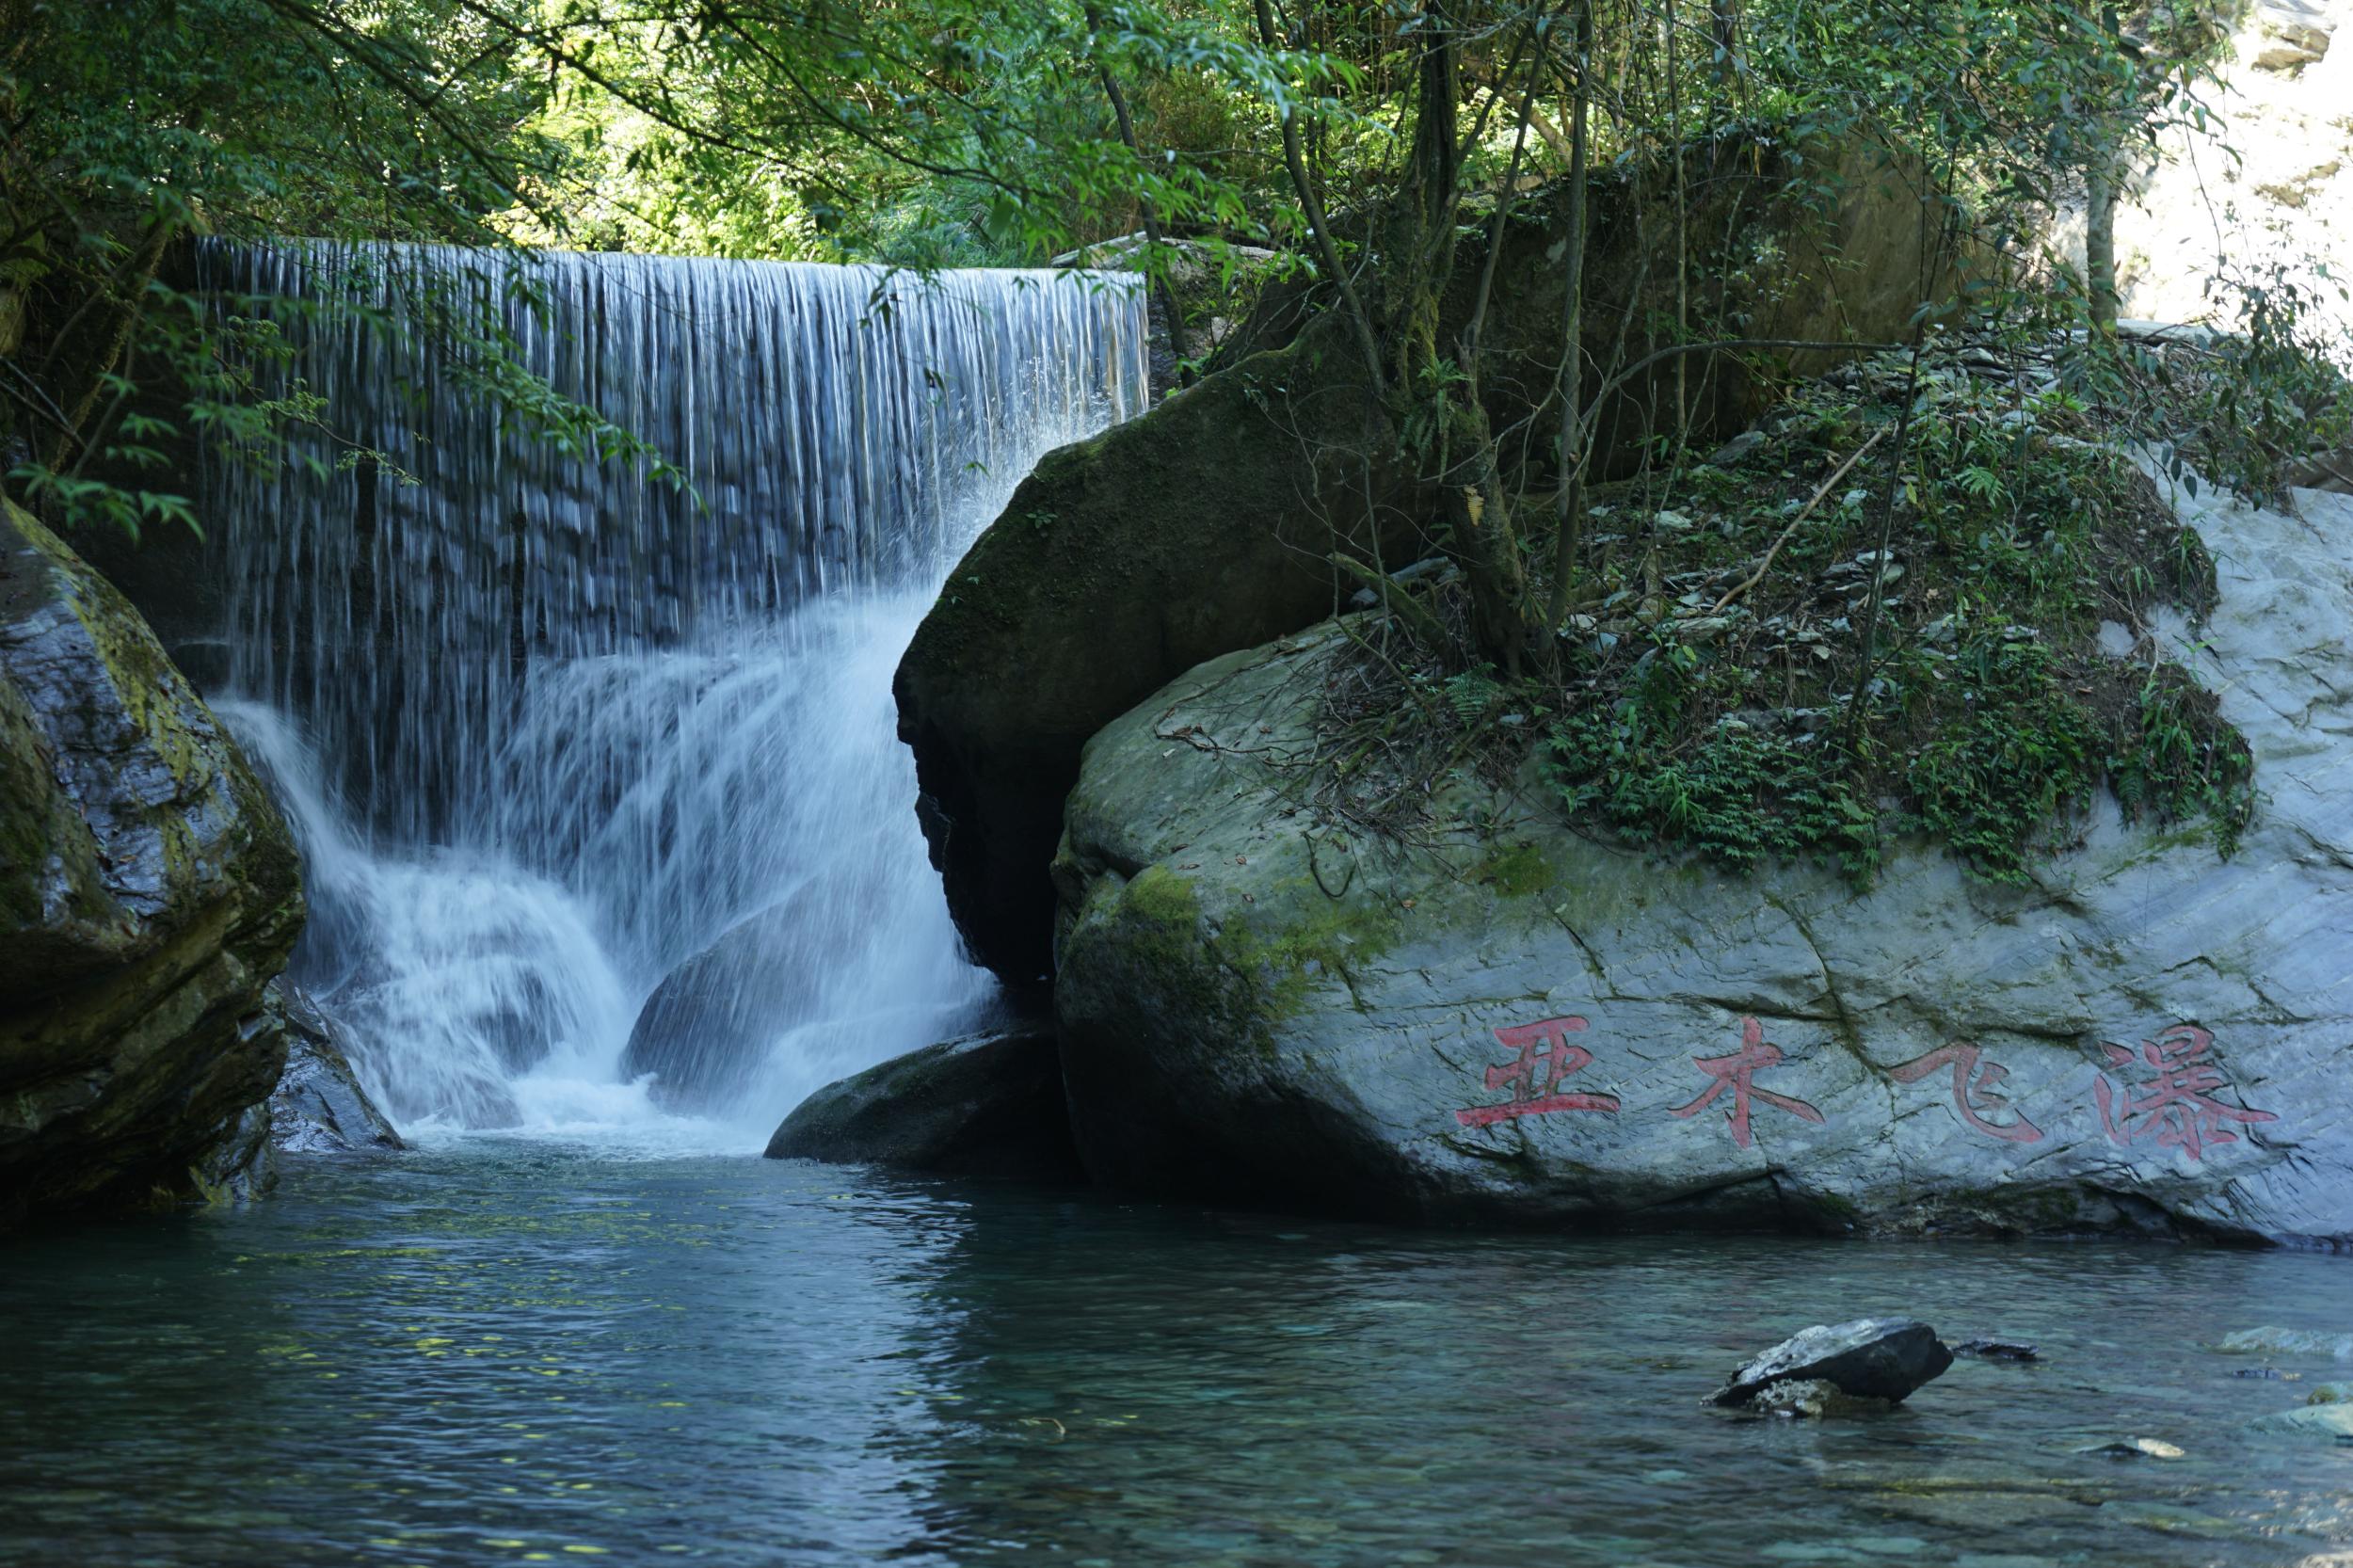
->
[1049,475,2353,1242]
[1954,1337,2041,1362]
[2255,1405,2353,1442]
[764,1028,1080,1182]
[0,498,302,1225]
[270,985,402,1155]
[2219,1328,2353,1360]
[1711,1318,1954,1408]
[2075,1436,2188,1460]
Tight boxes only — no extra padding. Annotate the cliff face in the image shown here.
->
[1049,472,2352,1242]
[0,497,302,1224]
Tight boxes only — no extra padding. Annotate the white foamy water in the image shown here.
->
[203,245,1146,1149]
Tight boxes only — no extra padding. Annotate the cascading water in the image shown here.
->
[201,242,1147,1144]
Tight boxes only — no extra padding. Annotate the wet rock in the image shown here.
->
[621,865,892,1110]
[1747,1378,1893,1418]
[0,498,303,1226]
[625,901,803,1105]
[269,985,402,1154]
[193,1100,278,1202]
[764,1028,1080,1182]
[2219,1327,2353,1359]
[1049,473,2353,1241]
[2254,1404,2353,1440]
[1953,1337,2041,1362]
[2075,1436,2186,1460]
[1711,1318,1954,1408]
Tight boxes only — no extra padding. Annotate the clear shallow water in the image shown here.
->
[3,1151,2349,1567]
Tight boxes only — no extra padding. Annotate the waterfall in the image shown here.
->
[201,242,1147,1143]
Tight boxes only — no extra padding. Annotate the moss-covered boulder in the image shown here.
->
[1238,133,1967,473]
[896,312,1420,984]
[0,497,303,1225]
[902,135,1966,989]
[1051,473,2352,1242]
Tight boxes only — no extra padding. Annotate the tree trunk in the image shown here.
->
[1711,0,1743,80]
[1251,0,1384,391]
[1545,2,1593,631]
[2086,152,2121,334]
[40,216,178,472]
[1085,5,1193,383]
[2086,2,2126,335]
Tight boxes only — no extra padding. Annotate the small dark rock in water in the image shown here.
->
[2233,1367,2292,1381]
[1954,1337,2041,1362]
[1711,1317,1955,1408]
[765,1028,1080,1182]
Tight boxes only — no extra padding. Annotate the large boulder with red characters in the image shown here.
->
[1048,475,2349,1243]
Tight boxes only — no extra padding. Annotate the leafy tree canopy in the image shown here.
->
[0,0,2318,552]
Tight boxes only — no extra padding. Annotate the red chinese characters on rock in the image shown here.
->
[1671,1016,1826,1148]
[1454,1016,1623,1127]
[1888,1042,2045,1144]
[2094,1024,2278,1161]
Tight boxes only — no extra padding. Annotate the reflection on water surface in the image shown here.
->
[2,1144,2348,1566]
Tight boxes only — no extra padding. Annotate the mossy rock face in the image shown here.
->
[902,132,1966,988]
[896,312,1428,985]
[0,497,303,1226]
[1465,133,1967,475]
[1053,473,2353,1241]
[1234,130,1969,478]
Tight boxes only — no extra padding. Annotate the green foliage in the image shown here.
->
[2110,668,2254,855]
[1491,354,2254,888]
[1745,0,2231,218]
[1548,705,1880,881]
[1906,640,2097,884]
[2151,266,2353,503]
[1,0,582,533]
[1441,662,1507,725]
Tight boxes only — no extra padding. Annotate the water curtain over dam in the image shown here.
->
[202,243,1148,1135]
